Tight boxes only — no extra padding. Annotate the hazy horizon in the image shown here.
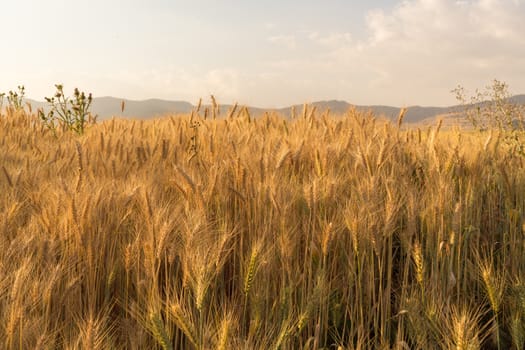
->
[1,0,524,108]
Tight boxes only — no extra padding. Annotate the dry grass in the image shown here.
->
[1,106,525,349]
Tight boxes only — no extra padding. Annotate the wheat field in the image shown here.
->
[1,106,525,349]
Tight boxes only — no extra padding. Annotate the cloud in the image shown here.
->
[53,1,525,107]
[261,0,525,106]
[267,35,297,49]
[264,22,277,30]
[308,32,353,47]
[365,0,525,47]
[361,0,525,102]
[73,67,244,105]
[152,68,242,103]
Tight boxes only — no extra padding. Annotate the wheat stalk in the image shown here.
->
[397,107,407,129]
[321,222,333,258]
[227,102,238,120]
[2,166,13,187]
[170,303,198,348]
[211,95,218,119]
[75,141,83,192]
[413,241,424,289]
[244,243,261,296]
[479,258,504,315]
[217,315,232,350]
[150,312,174,350]
[510,312,525,350]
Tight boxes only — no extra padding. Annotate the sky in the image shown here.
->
[0,0,524,107]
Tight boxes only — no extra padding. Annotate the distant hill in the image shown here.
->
[92,97,194,119]
[509,94,525,104]
[276,101,456,124]
[23,95,525,124]
[26,97,194,120]
[408,94,525,128]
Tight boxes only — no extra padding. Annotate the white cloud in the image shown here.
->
[362,0,525,102]
[264,22,277,30]
[308,32,353,47]
[260,0,525,106]
[77,67,243,105]
[37,1,525,107]
[162,68,242,103]
[365,0,525,46]
[267,35,297,49]
[12,0,525,108]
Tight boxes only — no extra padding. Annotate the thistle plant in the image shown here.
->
[188,111,201,161]
[38,84,96,135]
[6,85,25,112]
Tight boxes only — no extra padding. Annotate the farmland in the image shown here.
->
[1,106,525,349]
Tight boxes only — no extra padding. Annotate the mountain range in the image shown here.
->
[25,95,525,124]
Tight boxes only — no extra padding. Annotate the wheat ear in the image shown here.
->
[150,312,174,350]
[244,244,261,296]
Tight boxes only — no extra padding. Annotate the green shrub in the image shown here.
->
[452,79,525,156]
